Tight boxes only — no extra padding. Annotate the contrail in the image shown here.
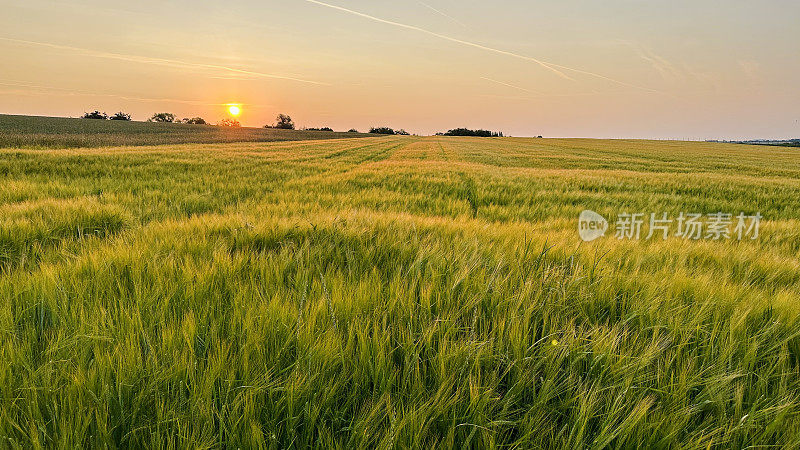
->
[303,0,662,92]
[480,76,540,94]
[416,1,467,28]
[0,37,328,86]
[303,0,573,81]
[618,40,683,83]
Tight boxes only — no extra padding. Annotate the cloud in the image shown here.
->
[0,37,328,86]
[303,0,662,93]
[0,79,268,107]
[479,90,636,101]
[738,60,763,82]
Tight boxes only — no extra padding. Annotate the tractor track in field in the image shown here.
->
[283,139,411,188]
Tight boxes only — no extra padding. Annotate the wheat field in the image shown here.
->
[2,136,800,448]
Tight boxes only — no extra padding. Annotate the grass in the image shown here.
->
[1,134,800,448]
[0,114,368,149]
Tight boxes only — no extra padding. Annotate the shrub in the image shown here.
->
[305,127,334,132]
[148,113,176,123]
[182,117,207,125]
[82,111,107,120]
[109,112,131,121]
[348,129,359,133]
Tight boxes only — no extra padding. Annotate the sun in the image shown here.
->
[227,105,241,117]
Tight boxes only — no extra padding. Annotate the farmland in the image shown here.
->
[0,114,367,149]
[1,134,800,447]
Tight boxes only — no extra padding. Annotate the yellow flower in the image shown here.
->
[551,339,559,346]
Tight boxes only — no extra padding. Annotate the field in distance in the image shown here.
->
[1,136,800,447]
[0,114,368,148]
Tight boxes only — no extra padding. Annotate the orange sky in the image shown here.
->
[1,0,798,139]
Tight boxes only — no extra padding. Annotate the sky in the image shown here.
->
[0,0,798,139]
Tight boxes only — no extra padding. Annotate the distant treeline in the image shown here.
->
[437,128,504,137]
[369,127,410,135]
[712,139,800,148]
[745,139,800,148]
[80,110,520,138]
[81,111,364,132]
[83,111,218,125]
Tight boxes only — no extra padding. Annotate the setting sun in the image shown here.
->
[227,105,241,117]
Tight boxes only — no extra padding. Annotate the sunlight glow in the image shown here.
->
[228,105,241,117]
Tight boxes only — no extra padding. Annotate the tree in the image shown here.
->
[369,127,395,135]
[348,129,359,133]
[109,112,131,121]
[273,114,295,130]
[148,112,176,123]
[182,117,207,125]
[218,119,241,127]
[82,110,107,120]
[396,129,410,135]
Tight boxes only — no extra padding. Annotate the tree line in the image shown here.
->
[81,111,517,137]
[82,111,213,125]
[436,128,504,137]
[82,111,355,132]
[368,127,410,135]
